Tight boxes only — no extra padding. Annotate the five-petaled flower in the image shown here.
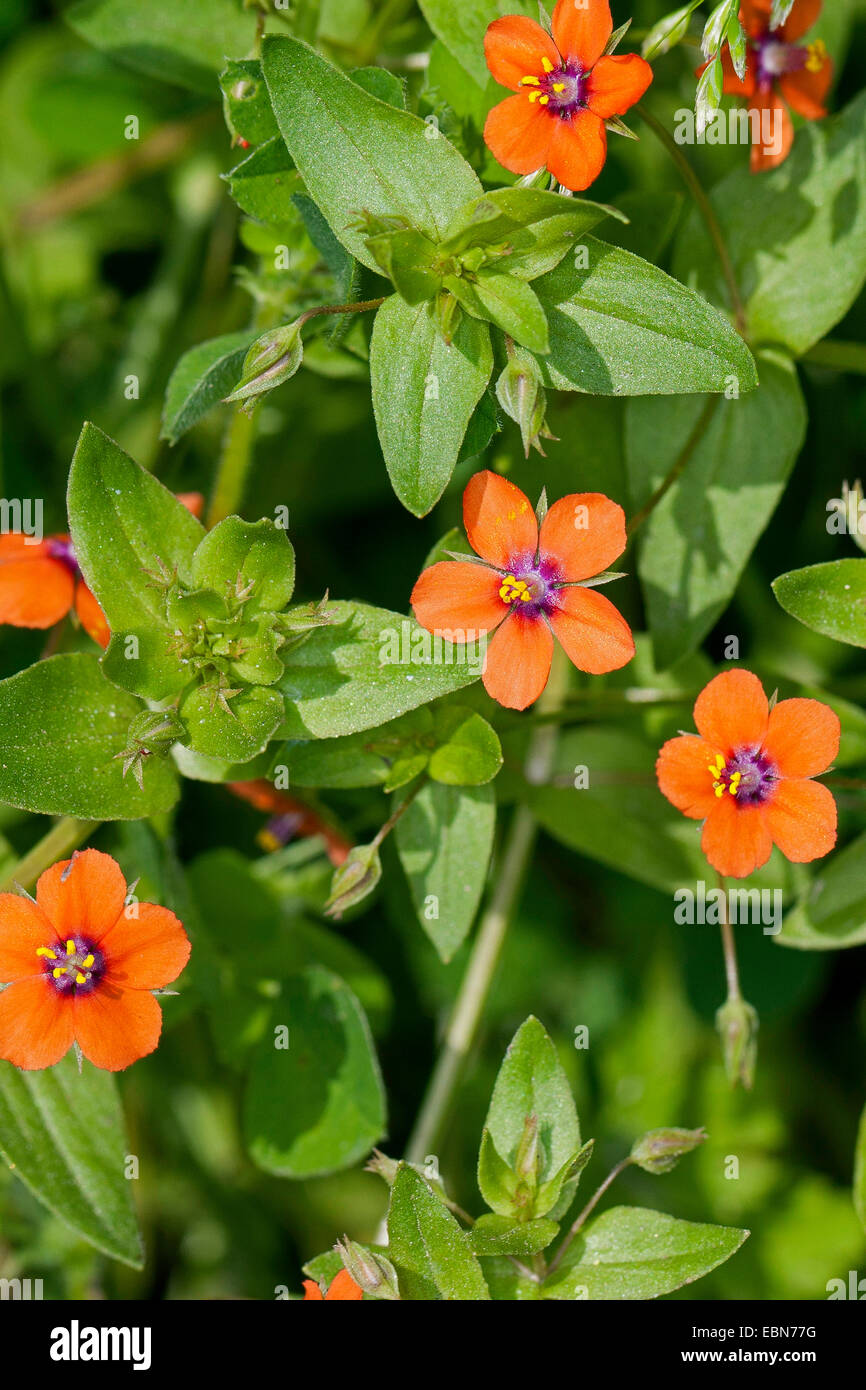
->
[705,0,832,171]
[483,0,653,191]
[0,533,110,648]
[0,849,191,1072]
[656,669,839,879]
[411,470,635,711]
[303,1270,363,1301]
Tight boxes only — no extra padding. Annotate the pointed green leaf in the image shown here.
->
[387,1163,490,1300]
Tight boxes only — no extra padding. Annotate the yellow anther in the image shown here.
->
[82,955,95,969]
[541,56,554,72]
[66,940,75,956]
[538,94,550,105]
[552,82,565,92]
[36,946,57,960]
[53,967,64,979]
[714,784,725,798]
[520,75,540,86]
[75,972,86,985]
[528,89,541,101]
[499,575,532,605]
[806,39,827,73]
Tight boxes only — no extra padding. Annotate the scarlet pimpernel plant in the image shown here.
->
[0,0,864,1315]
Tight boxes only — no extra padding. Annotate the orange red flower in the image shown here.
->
[227,779,352,867]
[0,533,110,648]
[483,0,652,191]
[411,470,634,711]
[656,669,839,878]
[303,1269,363,1301]
[706,0,831,171]
[0,849,190,1072]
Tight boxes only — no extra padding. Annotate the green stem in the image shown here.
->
[627,394,720,538]
[637,103,747,336]
[403,654,567,1167]
[802,340,866,375]
[1,818,99,894]
[546,1156,634,1276]
[207,402,261,529]
[717,873,742,1003]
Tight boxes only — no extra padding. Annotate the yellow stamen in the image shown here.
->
[53,967,64,979]
[499,575,532,605]
[82,954,95,969]
[75,972,87,985]
[528,89,541,102]
[806,39,827,73]
[520,75,540,86]
[36,946,57,959]
[66,939,75,956]
[538,94,550,105]
[552,82,565,93]
[541,57,554,73]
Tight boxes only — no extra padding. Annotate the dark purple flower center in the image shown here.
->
[753,30,826,87]
[710,747,778,806]
[38,933,104,995]
[45,537,81,577]
[498,552,564,618]
[520,58,586,118]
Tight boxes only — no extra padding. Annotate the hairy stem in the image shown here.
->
[404,653,568,1167]
[637,103,747,335]
[1,818,100,894]
[207,402,261,528]
[627,394,720,538]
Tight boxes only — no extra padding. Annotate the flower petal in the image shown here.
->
[545,107,607,191]
[101,904,191,991]
[484,14,560,91]
[0,893,59,982]
[36,849,127,943]
[778,0,822,43]
[0,977,75,1070]
[73,984,162,1072]
[765,778,836,863]
[548,585,634,675]
[779,59,832,119]
[740,0,772,38]
[411,561,505,635]
[483,613,553,710]
[75,581,110,649]
[0,536,74,629]
[749,90,794,172]
[701,797,773,879]
[484,94,554,176]
[693,670,769,755]
[585,53,653,118]
[326,1270,364,1300]
[463,470,538,569]
[762,697,840,777]
[552,0,612,68]
[303,1280,325,1300]
[539,492,626,581]
[656,735,720,820]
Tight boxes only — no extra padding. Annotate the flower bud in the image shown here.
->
[324,842,382,918]
[716,997,759,1090]
[365,1148,400,1184]
[115,708,186,787]
[495,350,557,458]
[334,1238,400,1301]
[224,322,304,412]
[630,1126,707,1174]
